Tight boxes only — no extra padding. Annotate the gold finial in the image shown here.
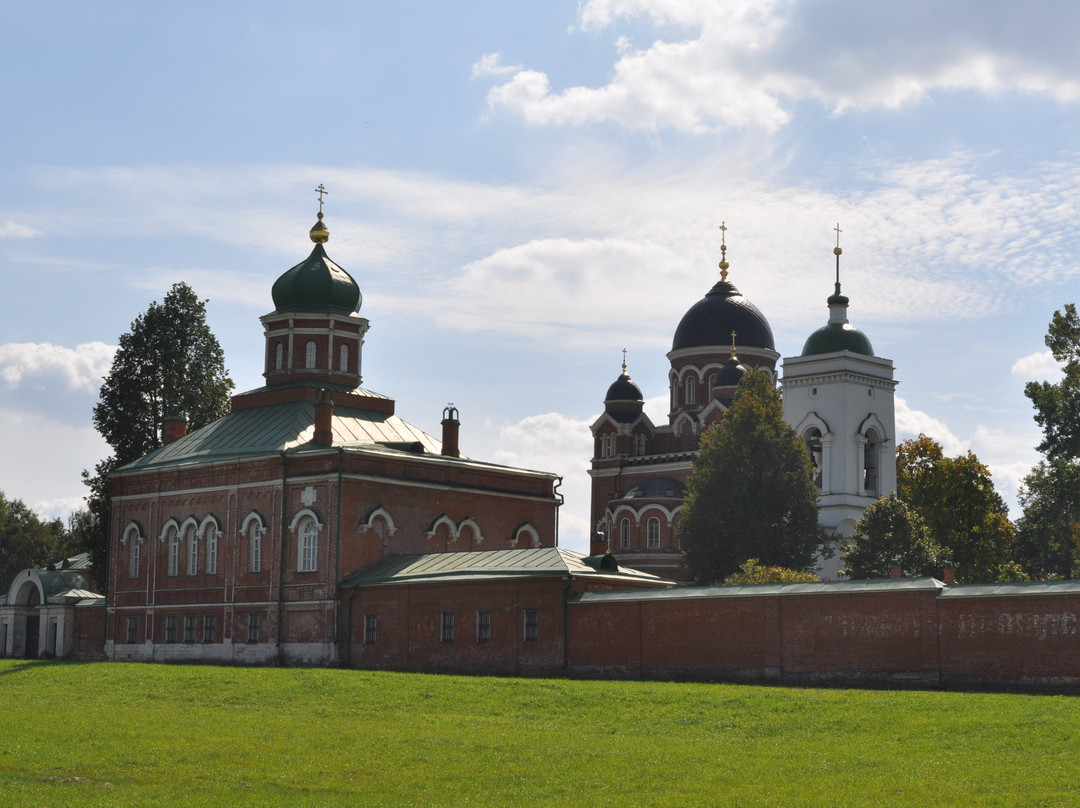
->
[621,348,628,375]
[309,184,330,244]
[729,330,738,359]
[718,221,730,281]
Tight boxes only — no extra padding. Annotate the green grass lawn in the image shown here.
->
[0,660,1076,807]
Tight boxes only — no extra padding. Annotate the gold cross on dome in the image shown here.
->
[621,348,627,373]
[719,220,728,247]
[315,184,329,213]
[834,222,842,248]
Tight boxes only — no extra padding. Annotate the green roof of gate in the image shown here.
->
[341,548,672,588]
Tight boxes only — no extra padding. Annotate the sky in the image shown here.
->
[2,0,1079,554]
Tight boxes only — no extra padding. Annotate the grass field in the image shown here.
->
[0,660,1076,807]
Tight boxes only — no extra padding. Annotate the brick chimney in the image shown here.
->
[943,567,956,585]
[162,414,188,444]
[890,565,902,579]
[441,404,460,458]
[591,531,609,557]
[314,391,333,445]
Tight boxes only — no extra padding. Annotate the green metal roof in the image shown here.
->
[118,399,443,472]
[341,547,672,588]
[939,580,1080,598]
[572,576,945,605]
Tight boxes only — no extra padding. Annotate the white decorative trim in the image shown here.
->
[508,523,540,548]
[425,514,457,540]
[239,511,267,538]
[457,517,484,545]
[288,508,323,533]
[358,506,397,536]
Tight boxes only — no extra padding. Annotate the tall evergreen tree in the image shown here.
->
[83,283,233,588]
[1025,303,1080,462]
[678,371,824,584]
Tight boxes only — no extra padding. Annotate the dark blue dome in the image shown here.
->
[711,356,747,388]
[605,372,643,402]
[672,281,774,352]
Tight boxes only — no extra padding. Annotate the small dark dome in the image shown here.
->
[672,281,774,351]
[605,372,643,403]
[801,323,874,356]
[271,243,361,314]
[711,356,747,390]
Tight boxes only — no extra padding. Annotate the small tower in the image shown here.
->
[260,185,370,390]
[781,226,897,577]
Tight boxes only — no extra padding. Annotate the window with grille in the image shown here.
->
[440,611,455,643]
[524,609,539,642]
[126,616,138,644]
[183,615,196,644]
[364,614,377,645]
[476,610,491,643]
[203,614,216,643]
[165,615,177,644]
[247,613,260,644]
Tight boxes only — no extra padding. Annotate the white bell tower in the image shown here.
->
[781,227,897,577]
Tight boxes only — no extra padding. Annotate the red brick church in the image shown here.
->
[104,205,661,665]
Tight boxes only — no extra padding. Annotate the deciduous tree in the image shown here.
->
[83,283,233,587]
[841,494,946,579]
[0,491,73,589]
[897,435,1015,583]
[1025,303,1080,462]
[678,371,824,584]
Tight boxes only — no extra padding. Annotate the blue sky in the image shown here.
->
[3,0,1079,553]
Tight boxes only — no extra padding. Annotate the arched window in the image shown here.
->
[646,517,660,549]
[685,376,696,406]
[275,342,284,370]
[249,521,262,573]
[186,524,198,576]
[305,340,317,369]
[124,524,143,579]
[298,517,319,572]
[864,428,880,495]
[805,428,823,489]
[339,343,349,372]
[129,537,140,579]
[205,524,218,575]
[620,518,631,550]
[167,527,180,577]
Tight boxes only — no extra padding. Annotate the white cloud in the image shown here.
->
[471,53,523,79]
[490,411,596,554]
[0,342,115,393]
[1011,350,1061,381]
[483,0,1080,134]
[895,396,967,456]
[0,221,40,238]
[0,408,108,520]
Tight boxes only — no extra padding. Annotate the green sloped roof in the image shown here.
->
[341,547,672,588]
[939,581,1080,598]
[118,399,442,472]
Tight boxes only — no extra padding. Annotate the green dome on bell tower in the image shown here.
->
[801,232,874,357]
